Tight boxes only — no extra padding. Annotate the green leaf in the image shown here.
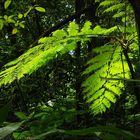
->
[0,20,4,30]
[52,29,67,39]
[93,25,117,35]
[104,92,116,103]
[31,129,65,139]
[19,21,25,28]
[12,28,18,34]
[7,15,15,23]
[0,21,85,86]
[18,13,23,19]
[13,131,31,139]
[83,45,130,115]
[100,1,117,6]
[35,7,46,12]
[24,6,33,17]
[113,11,125,18]
[0,122,24,139]
[14,112,27,120]
[4,15,8,20]
[67,22,79,36]
[4,0,12,9]
[0,21,119,89]
[80,21,92,34]
[31,126,137,140]
[104,3,125,13]
[65,126,135,139]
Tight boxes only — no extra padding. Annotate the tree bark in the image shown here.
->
[75,0,85,128]
[74,0,98,128]
[128,0,140,105]
[128,0,140,55]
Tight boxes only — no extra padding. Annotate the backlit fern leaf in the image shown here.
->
[0,20,120,115]
[99,0,133,23]
[113,11,125,18]
[0,22,82,86]
[100,0,118,7]
[0,21,117,86]
[104,3,125,13]
[83,45,130,115]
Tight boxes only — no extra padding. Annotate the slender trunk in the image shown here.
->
[85,0,98,55]
[123,49,140,107]
[128,0,140,56]
[75,0,85,128]
[31,1,42,39]
[128,0,140,108]
[84,0,98,127]
[74,0,98,128]
[34,10,41,36]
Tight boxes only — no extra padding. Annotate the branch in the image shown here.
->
[29,5,92,48]
[101,77,140,82]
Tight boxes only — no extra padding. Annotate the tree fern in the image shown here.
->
[0,21,117,86]
[99,0,118,7]
[1,20,131,115]
[103,3,125,13]
[113,11,125,18]
[99,0,133,22]
[83,44,130,115]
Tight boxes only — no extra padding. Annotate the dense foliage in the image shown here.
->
[0,0,140,139]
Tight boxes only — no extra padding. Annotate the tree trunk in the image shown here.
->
[128,0,140,55]
[128,0,140,106]
[74,0,98,128]
[75,0,85,128]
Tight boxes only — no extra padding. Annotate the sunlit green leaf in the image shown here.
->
[12,28,18,34]
[35,7,46,12]
[18,13,23,19]
[0,122,24,139]
[0,20,4,30]
[4,0,12,9]
[14,112,27,120]
[19,21,25,28]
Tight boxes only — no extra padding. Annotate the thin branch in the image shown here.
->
[101,77,140,82]
[29,5,92,48]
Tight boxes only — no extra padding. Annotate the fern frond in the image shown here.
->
[100,0,118,7]
[0,21,118,86]
[99,0,131,24]
[0,21,117,86]
[83,45,130,115]
[104,3,125,13]
[113,11,125,18]
[0,22,83,86]
[92,26,117,35]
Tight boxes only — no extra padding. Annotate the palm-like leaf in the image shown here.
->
[0,21,117,86]
[83,44,130,114]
